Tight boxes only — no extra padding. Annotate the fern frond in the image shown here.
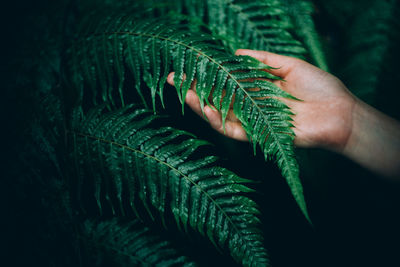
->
[68,105,269,266]
[82,218,197,266]
[77,0,307,56]
[67,16,310,223]
[67,16,310,222]
[281,0,329,71]
[165,0,307,57]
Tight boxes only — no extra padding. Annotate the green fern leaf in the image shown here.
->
[281,0,329,71]
[208,0,307,57]
[158,0,307,58]
[77,0,307,57]
[82,218,197,266]
[67,16,310,222]
[68,105,269,266]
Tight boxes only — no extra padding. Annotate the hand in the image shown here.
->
[167,49,357,151]
[167,49,400,178]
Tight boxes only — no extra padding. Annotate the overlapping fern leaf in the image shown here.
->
[76,0,307,57]
[68,105,269,266]
[282,0,329,71]
[164,0,307,58]
[82,218,197,266]
[67,14,311,222]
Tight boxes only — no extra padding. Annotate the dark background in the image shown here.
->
[2,1,400,266]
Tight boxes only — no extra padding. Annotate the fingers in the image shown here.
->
[167,72,248,141]
[235,49,299,77]
[183,88,248,141]
[167,72,175,87]
[168,72,202,115]
[203,105,248,141]
[184,89,203,117]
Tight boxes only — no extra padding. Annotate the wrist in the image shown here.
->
[341,97,366,156]
[340,98,400,178]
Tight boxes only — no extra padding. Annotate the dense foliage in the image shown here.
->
[3,0,400,266]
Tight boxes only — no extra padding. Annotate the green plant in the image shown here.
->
[63,2,314,262]
[10,0,318,265]
[69,105,267,265]
[67,0,315,220]
[59,1,314,264]
[7,0,400,266]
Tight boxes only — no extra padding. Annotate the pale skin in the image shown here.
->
[167,49,400,179]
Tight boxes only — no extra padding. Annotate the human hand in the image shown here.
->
[167,49,357,152]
